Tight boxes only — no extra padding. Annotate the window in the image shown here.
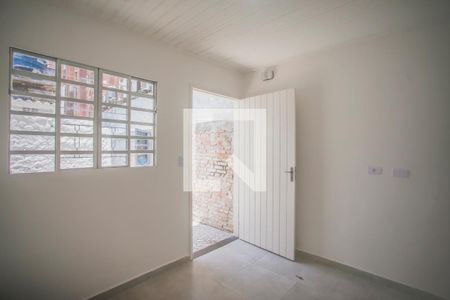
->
[9,48,157,174]
[100,71,155,168]
[59,62,96,170]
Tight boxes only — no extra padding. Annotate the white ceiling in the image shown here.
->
[46,0,450,72]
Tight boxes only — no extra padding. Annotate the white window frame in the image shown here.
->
[8,47,157,174]
[58,59,98,170]
[99,69,157,168]
[9,48,58,174]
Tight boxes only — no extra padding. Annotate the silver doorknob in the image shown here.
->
[284,167,295,182]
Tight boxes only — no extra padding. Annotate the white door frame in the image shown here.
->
[188,85,239,259]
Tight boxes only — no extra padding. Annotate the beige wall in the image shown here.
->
[0,1,244,299]
[244,20,450,299]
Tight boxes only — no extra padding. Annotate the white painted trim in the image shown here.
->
[188,83,194,260]
[188,85,240,259]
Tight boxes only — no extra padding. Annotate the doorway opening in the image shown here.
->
[191,88,237,257]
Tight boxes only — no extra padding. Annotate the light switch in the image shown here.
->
[392,168,410,178]
[368,166,383,175]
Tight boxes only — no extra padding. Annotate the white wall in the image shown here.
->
[0,1,244,299]
[244,19,450,299]
[1,0,449,299]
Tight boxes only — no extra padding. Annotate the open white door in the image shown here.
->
[234,89,296,260]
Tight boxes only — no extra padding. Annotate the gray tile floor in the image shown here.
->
[192,223,233,252]
[109,240,441,300]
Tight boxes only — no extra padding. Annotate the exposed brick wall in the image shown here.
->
[193,121,233,233]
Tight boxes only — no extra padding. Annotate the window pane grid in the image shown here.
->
[129,106,156,113]
[101,151,129,154]
[12,51,56,77]
[99,72,156,168]
[126,75,131,168]
[60,64,95,86]
[10,110,55,118]
[60,96,96,104]
[101,89,128,106]
[9,91,57,105]
[60,78,95,87]
[99,102,130,109]
[58,60,97,170]
[60,82,95,101]
[57,132,93,137]
[10,150,55,155]
[9,49,57,174]
[100,70,130,168]
[10,130,55,136]
[60,153,94,170]
[9,48,156,174]
[59,115,94,121]
[11,74,57,97]
[55,59,61,171]
[10,69,56,83]
[10,134,55,152]
[10,114,56,133]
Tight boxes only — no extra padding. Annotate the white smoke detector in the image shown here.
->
[261,69,274,81]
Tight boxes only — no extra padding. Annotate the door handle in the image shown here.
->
[284,167,295,182]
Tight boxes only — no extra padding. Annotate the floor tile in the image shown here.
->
[219,264,297,300]
[105,240,443,300]
[193,223,233,252]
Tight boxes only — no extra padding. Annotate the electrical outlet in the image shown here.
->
[392,168,410,178]
[368,166,383,175]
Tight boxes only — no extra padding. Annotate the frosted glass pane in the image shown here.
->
[131,110,153,124]
[10,154,55,174]
[60,154,93,169]
[102,90,128,106]
[61,64,94,84]
[12,51,56,76]
[60,101,94,118]
[60,136,93,151]
[131,79,153,95]
[11,95,55,114]
[11,74,56,96]
[60,83,94,101]
[101,122,127,136]
[102,73,128,91]
[102,106,127,121]
[131,153,153,167]
[102,153,127,167]
[102,138,128,151]
[130,138,153,151]
[10,134,55,151]
[60,118,93,134]
[10,114,55,132]
[131,96,154,110]
[130,124,153,137]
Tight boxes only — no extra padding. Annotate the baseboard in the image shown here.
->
[86,256,190,300]
[193,236,238,258]
[296,249,446,300]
